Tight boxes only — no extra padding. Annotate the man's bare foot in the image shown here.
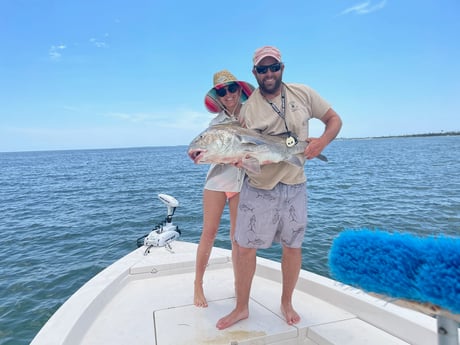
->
[216,308,249,330]
[194,281,208,307]
[281,304,300,325]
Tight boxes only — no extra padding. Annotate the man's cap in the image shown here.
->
[253,46,282,66]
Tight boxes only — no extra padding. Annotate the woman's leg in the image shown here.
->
[194,189,227,307]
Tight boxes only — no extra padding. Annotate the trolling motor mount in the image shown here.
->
[137,194,181,253]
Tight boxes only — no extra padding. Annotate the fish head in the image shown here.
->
[187,125,238,164]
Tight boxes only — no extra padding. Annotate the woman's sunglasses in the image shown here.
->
[254,62,282,74]
[215,83,239,97]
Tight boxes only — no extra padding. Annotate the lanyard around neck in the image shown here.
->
[263,86,298,147]
[265,86,290,135]
[269,87,285,115]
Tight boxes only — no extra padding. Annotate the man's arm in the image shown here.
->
[305,108,342,160]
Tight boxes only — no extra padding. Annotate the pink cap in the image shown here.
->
[253,46,282,66]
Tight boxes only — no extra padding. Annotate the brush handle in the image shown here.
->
[437,315,458,345]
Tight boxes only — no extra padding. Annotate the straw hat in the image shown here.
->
[204,70,255,113]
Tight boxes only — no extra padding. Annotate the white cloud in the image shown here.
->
[49,44,66,61]
[108,112,154,123]
[340,0,387,16]
[89,37,108,48]
[48,34,109,62]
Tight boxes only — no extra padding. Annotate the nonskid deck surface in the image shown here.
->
[33,241,453,345]
[79,242,416,345]
[83,265,398,345]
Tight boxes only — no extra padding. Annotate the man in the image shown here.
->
[216,46,342,330]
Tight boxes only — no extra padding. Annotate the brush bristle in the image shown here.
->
[329,229,460,314]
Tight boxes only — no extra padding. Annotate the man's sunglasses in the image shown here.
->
[215,83,239,97]
[254,62,282,74]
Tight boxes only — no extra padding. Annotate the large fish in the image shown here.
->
[187,123,327,174]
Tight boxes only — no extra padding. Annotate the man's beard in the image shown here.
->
[258,77,282,95]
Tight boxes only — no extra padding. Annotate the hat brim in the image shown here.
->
[204,81,255,113]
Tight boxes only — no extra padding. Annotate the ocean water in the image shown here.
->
[1,136,459,345]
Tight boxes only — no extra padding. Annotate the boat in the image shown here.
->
[31,194,459,345]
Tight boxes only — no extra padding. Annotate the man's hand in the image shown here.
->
[304,137,326,160]
[305,108,342,160]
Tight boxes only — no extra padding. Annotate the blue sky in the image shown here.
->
[1,0,459,152]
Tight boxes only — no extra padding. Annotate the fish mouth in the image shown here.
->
[188,149,207,164]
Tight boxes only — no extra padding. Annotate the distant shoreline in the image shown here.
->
[2,131,459,153]
[341,131,460,140]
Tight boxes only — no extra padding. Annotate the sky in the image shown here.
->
[1,0,459,152]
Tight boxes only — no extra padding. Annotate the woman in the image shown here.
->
[194,70,254,307]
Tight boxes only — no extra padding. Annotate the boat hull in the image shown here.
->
[31,241,447,345]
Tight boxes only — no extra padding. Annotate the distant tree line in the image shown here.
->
[372,131,460,139]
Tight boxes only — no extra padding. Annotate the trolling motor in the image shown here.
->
[137,194,181,254]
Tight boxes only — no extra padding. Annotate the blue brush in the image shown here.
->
[328,229,460,315]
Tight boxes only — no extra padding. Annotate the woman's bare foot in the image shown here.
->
[280,303,300,325]
[194,281,208,307]
[216,307,249,330]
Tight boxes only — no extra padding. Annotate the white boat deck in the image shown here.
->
[31,241,458,345]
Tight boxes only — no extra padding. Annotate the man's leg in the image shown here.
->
[216,246,257,330]
[280,246,302,325]
[228,193,240,284]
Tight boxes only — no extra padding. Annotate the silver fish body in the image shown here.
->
[187,123,327,174]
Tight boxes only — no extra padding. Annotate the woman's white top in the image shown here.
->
[204,112,245,192]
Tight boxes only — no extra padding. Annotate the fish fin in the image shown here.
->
[285,155,304,167]
[316,154,328,162]
[242,156,261,174]
[238,134,266,146]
